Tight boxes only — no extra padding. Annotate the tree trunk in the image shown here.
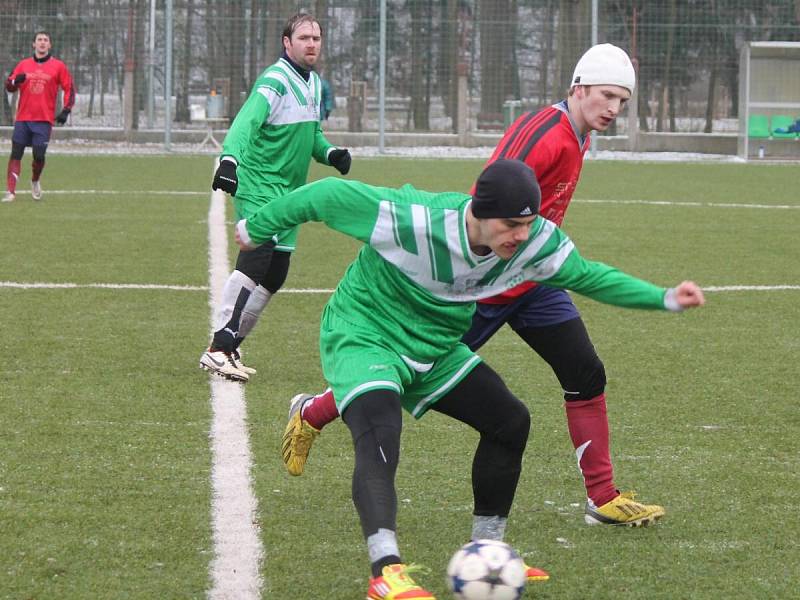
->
[175,0,194,123]
[264,1,295,67]
[439,0,458,128]
[0,0,23,125]
[656,0,677,132]
[638,78,650,132]
[478,0,515,129]
[409,0,430,130]
[538,0,556,105]
[249,0,259,84]
[554,0,589,100]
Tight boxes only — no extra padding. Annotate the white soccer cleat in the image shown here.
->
[31,181,42,200]
[231,349,256,376]
[2,191,15,203]
[199,348,249,382]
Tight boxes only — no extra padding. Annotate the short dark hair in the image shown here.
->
[282,13,321,40]
[33,31,51,43]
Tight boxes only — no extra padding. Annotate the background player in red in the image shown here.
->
[3,31,75,203]
[285,44,666,528]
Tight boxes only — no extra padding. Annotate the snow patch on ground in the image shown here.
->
[0,137,743,162]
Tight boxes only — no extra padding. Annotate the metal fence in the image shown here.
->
[2,0,800,136]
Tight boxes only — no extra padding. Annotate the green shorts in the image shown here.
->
[320,307,482,418]
[234,194,298,252]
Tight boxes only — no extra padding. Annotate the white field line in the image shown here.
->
[2,281,799,293]
[206,188,263,599]
[6,188,800,210]
[0,281,207,290]
[578,198,799,210]
[11,189,207,196]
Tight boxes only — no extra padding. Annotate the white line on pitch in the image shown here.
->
[2,281,800,293]
[578,198,799,209]
[6,189,798,210]
[11,189,208,196]
[703,285,800,291]
[206,188,263,599]
[0,281,207,290]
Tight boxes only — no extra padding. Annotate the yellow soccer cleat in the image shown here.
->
[367,564,435,600]
[524,563,550,582]
[281,393,320,476]
[584,491,665,527]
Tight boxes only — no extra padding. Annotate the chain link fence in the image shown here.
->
[2,1,800,138]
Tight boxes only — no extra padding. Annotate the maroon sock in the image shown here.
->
[565,394,618,506]
[32,159,45,181]
[7,158,20,193]
[301,388,340,430]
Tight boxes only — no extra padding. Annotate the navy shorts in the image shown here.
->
[12,121,52,147]
[462,285,580,351]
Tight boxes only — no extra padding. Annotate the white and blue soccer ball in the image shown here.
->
[446,539,526,600]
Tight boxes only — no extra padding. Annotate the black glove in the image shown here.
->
[212,159,238,195]
[55,108,70,125]
[13,73,26,85]
[328,148,351,175]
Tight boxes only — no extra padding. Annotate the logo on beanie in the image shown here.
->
[519,206,533,216]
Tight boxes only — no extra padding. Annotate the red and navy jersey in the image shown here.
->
[477,100,590,304]
[6,55,75,124]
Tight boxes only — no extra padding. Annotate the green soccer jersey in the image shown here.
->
[220,57,335,202]
[239,177,670,363]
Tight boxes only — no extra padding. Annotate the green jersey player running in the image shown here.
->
[200,12,352,382]
[235,160,705,600]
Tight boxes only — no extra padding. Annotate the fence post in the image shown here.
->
[456,62,468,140]
[123,57,135,135]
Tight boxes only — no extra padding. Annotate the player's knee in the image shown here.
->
[345,390,403,470]
[563,353,606,401]
[10,142,25,160]
[234,242,275,283]
[262,251,290,294]
[488,394,530,451]
[32,145,47,163]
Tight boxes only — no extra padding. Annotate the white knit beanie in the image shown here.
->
[571,43,636,93]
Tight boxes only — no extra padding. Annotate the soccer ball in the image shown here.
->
[446,539,526,600]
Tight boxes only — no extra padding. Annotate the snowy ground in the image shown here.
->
[0,137,744,162]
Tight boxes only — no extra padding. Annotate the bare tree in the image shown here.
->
[477,0,516,128]
[409,0,431,130]
[175,0,194,123]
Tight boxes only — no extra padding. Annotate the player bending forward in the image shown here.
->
[235,160,705,599]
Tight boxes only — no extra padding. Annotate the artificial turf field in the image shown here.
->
[1,154,798,599]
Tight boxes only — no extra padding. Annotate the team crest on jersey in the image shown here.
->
[307,93,318,118]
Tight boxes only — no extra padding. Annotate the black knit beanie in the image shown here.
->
[471,159,541,219]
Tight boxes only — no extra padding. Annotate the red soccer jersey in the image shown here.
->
[6,55,75,124]
[475,101,590,304]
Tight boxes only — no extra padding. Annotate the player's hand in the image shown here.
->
[665,281,705,311]
[13,73,26,85]
[212,159,238,195]
[328,148,351,175]
[55,108,70,126]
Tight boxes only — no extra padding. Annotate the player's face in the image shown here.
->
[283,21,322,70]
[481,216,537,260]
[32,34,51,57]
[574,84,630,134]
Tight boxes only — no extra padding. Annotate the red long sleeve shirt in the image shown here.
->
[475,101,590,304]
[6,54,75,125]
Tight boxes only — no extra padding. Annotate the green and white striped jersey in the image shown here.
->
[220,57,334,201]
[240,177,669,362]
